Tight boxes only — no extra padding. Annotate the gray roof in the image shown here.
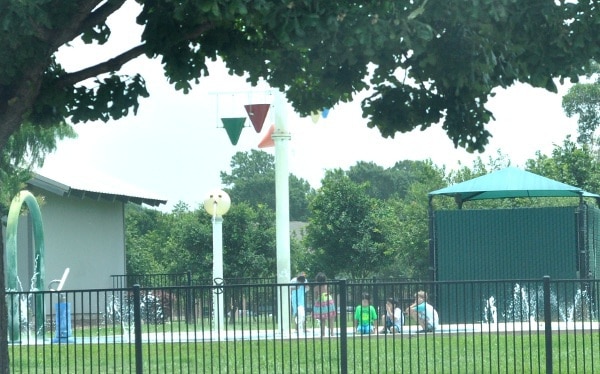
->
[29,172,167,207]
[429,167,599,203]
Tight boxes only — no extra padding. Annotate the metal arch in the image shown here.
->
[6,190,46,341]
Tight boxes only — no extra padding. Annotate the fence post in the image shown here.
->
[339,279,348,374]
[133,284,144,374]
[543,276,552,374]
[186,270,193,323]
[372,276,379,316]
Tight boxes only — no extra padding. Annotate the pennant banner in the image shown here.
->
[244,104,270,133]
[310,111,321,123]
[221,117,246,145]
[258,124,275,148]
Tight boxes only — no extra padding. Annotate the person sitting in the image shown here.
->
[406,290,439,333]
[354,292,377,334]
[379,298,404,334]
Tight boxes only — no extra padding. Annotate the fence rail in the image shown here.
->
[111,272,278,288]
[7,277,600,373]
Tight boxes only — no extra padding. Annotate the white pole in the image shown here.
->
[272,90,291,334]
[212,215,225,333]
[204,190,230,336]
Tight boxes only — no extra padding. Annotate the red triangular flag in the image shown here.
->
[244,104,270,133]
[221,117,246,145]
[258,124,275,148]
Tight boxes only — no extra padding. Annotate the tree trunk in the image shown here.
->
[0,229,10,373]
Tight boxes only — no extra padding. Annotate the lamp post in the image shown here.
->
[204,189,231,333]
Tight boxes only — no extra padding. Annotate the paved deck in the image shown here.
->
[12,320,599,345]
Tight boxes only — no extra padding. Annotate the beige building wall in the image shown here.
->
[15,187,125,291]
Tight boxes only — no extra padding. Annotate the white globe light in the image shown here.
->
[203,189,231,217]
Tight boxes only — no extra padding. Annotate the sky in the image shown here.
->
[37,2,579,212]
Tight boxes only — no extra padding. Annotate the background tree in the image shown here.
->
[346,160,446,200]
[0,122,75,209]
[220,150,312,221]
[562,61,600,146]
[525,137,600,194]
[290,231,314,277]
[346,162,394,200]
[125,200,279,282]
[305,170,389,278]
[222,202,277,279]
[126,202,213,282]
[378,161,448,278]
[125,204,168,276]
[220,150,275,184]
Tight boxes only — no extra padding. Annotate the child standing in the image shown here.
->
[354,293,377,334]
[290,272,308,333]
[312,272,337,336]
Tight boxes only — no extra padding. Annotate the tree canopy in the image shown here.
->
[2,0,599,156]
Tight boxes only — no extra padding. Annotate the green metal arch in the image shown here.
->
[6,190,45,290]
[6,190,46,341]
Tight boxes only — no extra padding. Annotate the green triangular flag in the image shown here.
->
[221,117,246,145]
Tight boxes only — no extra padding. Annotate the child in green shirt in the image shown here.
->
[355,292,377,334]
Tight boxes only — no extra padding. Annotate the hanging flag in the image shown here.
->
[258,124,275,148]
[321,108,330,118]
[221,117,246,145]
[310,111,321,123]
[244,104,270,133]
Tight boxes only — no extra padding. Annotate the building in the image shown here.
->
[5,172,166,291]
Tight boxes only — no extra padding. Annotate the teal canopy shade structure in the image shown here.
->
[427,167,600,321]
[221,117,246,145]
[429,167,600,205]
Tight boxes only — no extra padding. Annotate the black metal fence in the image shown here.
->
[111,272,277,288]
[7,277,600,373]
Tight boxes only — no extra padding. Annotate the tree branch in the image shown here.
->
[55,20,218,87]
[55,44,147,87]
[42,1,126,49]
[79,0,128,36]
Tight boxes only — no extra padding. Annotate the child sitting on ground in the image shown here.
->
[354,292,377,334]
[406,290,439,333]
[379,298,404,334]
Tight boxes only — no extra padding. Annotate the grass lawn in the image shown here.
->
[9,331,599,373]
